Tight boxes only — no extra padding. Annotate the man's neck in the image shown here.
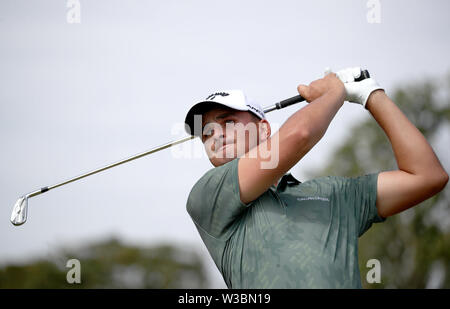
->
[273,178,280,187]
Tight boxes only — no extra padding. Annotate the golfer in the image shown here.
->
[183,67,448,288]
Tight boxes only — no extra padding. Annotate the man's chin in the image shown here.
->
[207,144,250,167]
[209,156,236,167]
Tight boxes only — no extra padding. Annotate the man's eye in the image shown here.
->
[204,129,213,137]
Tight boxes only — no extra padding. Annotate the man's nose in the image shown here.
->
[213,133,225,151]
[212,123,227,140]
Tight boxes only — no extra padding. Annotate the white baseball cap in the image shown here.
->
[184,89,266,137]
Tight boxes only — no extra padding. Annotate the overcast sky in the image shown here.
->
[1,0,449,288]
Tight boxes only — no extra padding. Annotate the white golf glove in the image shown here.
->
[326,67,384,108]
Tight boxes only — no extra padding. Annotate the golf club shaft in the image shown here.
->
[22,69,371,198]
[25,95,306,199]
[28,135,196,198]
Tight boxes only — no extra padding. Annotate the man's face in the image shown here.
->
[201,106,269,167]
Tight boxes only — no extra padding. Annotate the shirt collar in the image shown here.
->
[273,173,301,191]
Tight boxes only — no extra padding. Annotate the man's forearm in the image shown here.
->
[366,90,447,179]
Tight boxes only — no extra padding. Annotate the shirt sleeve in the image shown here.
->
[333,172,386,237]
[186,158,254,240]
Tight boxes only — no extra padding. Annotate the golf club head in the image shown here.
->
[10,196,28,226]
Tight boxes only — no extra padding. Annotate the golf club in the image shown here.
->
[10,70,370,226]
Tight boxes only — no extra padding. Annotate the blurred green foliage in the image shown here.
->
[307,73,450,288]
[0,238,208,288]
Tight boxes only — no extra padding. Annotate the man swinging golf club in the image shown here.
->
[183,67,449,288]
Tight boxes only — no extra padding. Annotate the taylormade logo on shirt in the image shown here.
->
[297,197,330,202]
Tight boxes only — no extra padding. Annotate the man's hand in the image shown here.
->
[335,66,384,108]
[297,72,345,103]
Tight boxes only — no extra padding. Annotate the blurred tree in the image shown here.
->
[306,73,450,288]
[0,238,208,288]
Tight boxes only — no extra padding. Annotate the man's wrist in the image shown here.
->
[328,85,346,106]
[365,89,386,111]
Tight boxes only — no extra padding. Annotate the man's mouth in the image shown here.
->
[215,143,234,153]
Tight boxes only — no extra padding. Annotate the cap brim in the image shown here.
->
[184,101,248,137]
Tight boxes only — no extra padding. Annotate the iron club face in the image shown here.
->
[10,196,28,226]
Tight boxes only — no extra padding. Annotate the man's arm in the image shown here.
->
[238,73,345,204]
[366,90,449,218]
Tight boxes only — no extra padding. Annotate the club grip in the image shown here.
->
[355,69,370,82]
[276,95,305,109]
[276,69,371,110]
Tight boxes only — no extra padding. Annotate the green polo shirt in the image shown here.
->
[186,157,386,288]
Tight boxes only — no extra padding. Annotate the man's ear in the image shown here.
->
[258,119,271,141]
